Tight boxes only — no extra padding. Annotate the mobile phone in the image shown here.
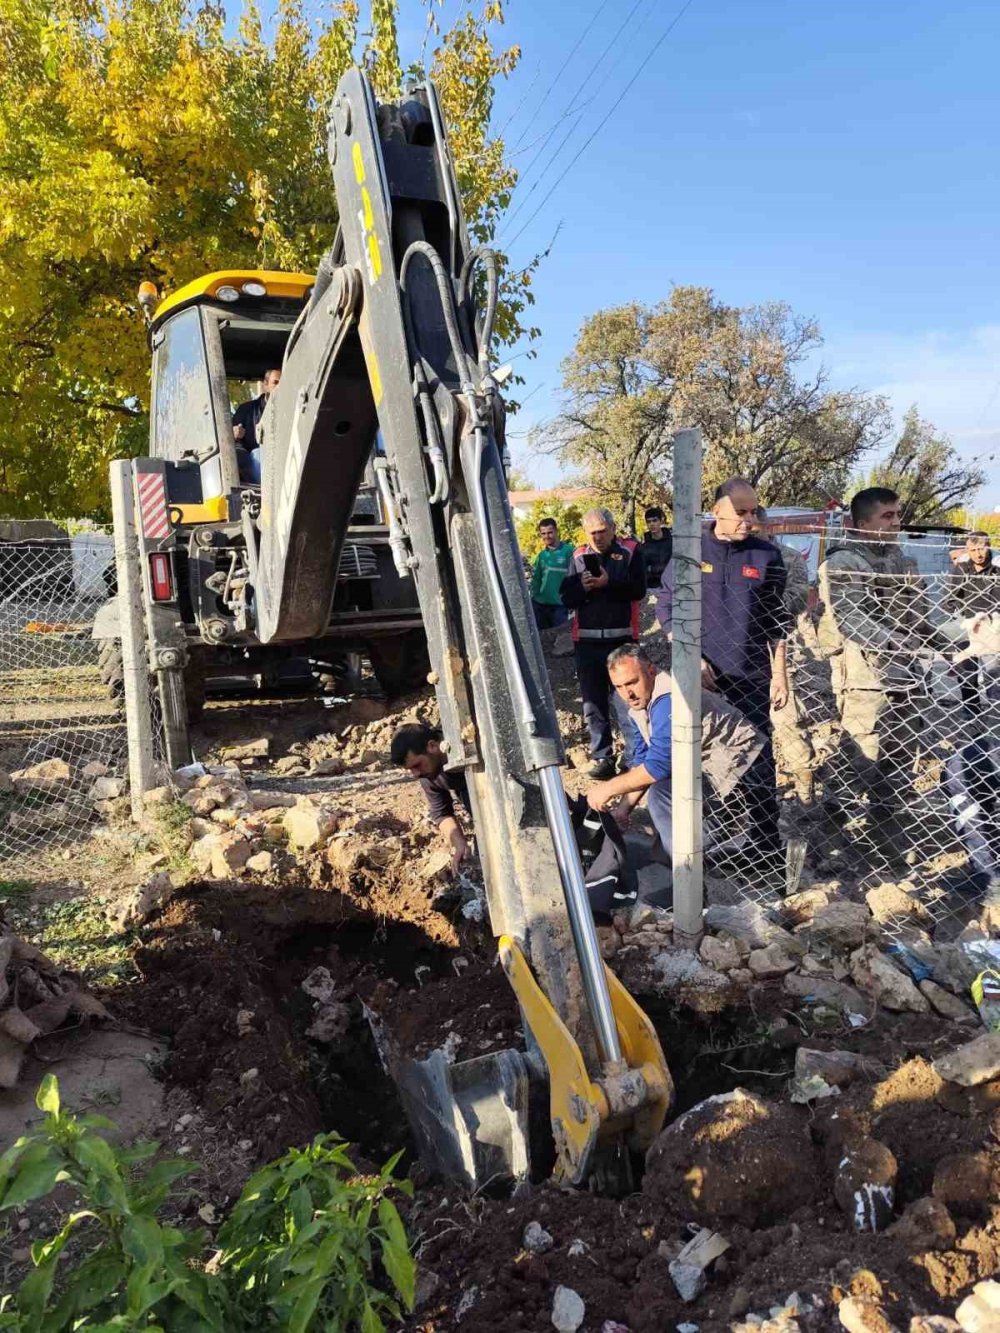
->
[583,553,602,577]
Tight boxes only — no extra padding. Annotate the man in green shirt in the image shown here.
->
[530,518,573,630]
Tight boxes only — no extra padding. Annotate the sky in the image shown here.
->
[425,0,1000,502]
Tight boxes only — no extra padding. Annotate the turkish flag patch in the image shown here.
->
[742,565,761,579]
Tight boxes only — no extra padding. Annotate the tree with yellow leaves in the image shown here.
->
[0,0,530,518]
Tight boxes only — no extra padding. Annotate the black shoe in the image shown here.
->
[588,759,616,779]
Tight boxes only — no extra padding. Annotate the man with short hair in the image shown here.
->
[529,517,573,630]
[560,507,646,779]
[585,643,765,862]
[390,722,468,873]
[642,506,673,585]
[657,477,789,859]
[233,368,281,482]
[818,486,933,870]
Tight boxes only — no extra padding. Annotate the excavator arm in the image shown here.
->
[169,69,672,1189]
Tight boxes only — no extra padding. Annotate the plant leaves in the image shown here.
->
[378,1198,415,1309]
[0,1143,62,1209]
[35,1075,59,1118]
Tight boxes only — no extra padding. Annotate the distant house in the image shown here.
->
[507,488,597,521]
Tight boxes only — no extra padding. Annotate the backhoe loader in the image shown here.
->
[104,67,673,1192]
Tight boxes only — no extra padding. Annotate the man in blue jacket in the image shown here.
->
[656,477,789,859]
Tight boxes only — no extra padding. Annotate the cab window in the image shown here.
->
[151,307,218,462]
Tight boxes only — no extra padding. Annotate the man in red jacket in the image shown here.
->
[560,507,646,778]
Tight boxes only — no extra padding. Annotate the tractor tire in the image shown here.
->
[366,629,430,699]
[97,638,205,723]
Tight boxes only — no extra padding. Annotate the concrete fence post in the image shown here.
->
[110,462,155,818]
[670,428,704,948]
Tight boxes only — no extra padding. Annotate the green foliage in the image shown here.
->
[217,1136,415,1331]
[854,405,985,526]
[514,496,584,557]
[4,895,136,987]
[0,1078,415,1332]
[951,508,1000,539]
[539,286,892,515]
[0,0,527,520]
[0,1074,227,1330]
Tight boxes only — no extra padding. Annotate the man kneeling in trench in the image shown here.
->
[585,642,765,862]
[390,723,469,874]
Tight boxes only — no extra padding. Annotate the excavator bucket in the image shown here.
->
[365,1004,538,1187]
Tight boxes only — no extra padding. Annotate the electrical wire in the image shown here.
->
[507,0,614,148]
[502,0,697,252]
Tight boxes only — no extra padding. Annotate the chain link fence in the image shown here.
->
[691,524,998,939]
[0,524,162,863]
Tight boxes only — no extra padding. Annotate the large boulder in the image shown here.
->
[644,1088,819,1227]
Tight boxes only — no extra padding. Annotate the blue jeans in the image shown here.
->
[532,601,569,631]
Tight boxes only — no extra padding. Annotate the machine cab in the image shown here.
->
[147,271,315,500]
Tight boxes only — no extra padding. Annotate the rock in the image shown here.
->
[729,1289,752,1320]
[183,783,233,816]
[804,901,872,950]
[795,1048,888,1088]
[108,871,176,930]
[551,1285,585,1333]
[932,1153,999,1217]
[956,1282,1000,1333]
[650,950,732,1006]
[929,944,981,997]
[936,1076,1000,1117]
[422,848,453,884]
[283,801,340,851]
[11,757,72,788]
[328,837,366,876]
[866,882,928,925]
[644,1088,818,1227]
[636,861,672,904]
[784,972,869,1016]
[302,967,337,1003]
[245,851,273,874]
[748,942,799,979]
[729,967,754,986]
[705,902,802,953]
[190,834,217,875]
[910,1319,960,1333]
[413,1268,441,1311]
[272,756,307,777]
[210,832,252,877]
[919,980,977,1023]
[781,888,832,925]
[850,946,930,1013]
[143,785,172,808]
[219,738,270,760]
[669,1260,707,1302]
[838,1295,895,1333]
[887,1197,956,1252]
[349,697,388,724]
[209,807,239,828]
[933,1033,1000,1088]
[596,926,619,960]
[81,760,110,779]
[522,1221,554,1254]
[247,790,298,810]
[310,756,346,777]
[834,1138,897,1231]
[455,1286,479,1321]
[306,1002,350,1043]
[699,936,742,971]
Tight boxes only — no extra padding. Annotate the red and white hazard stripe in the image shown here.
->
[136,471,170,541]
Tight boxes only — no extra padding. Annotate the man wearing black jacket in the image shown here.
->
[232,368,281,482]
[560,507,646,778]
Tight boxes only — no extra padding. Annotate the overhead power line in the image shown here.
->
[508,0,615,149]
[501,0,697,252]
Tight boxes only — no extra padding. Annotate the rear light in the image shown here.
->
[149,552,174,602]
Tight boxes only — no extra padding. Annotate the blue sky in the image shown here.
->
[440,0,1000,501]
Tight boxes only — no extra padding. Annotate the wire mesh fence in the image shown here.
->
[0,525,162,862]
[682,522,1000,939]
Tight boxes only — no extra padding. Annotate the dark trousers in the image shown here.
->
[532,601,569,631]
[714,672,783,855]
[574,640,633,766]
[945,737,1000,879]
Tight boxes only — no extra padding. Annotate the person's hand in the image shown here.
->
[581,569,609,592]
[612,802,632,832]
[233,424,245,441]
[587,781,614,812]
[449,828,469,875]
[700,658,718,691]
[770,671,789,710]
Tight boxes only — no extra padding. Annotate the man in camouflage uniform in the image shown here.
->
[817,487,933,871]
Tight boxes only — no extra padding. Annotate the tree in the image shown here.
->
[514,496,584,559]
[857,407,985,526]
[535,286,892,516]
[0,0,525,519]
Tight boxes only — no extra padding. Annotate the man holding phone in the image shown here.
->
[560,508,646,778]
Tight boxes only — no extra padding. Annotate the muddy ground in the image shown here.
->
[1,642,998,1330]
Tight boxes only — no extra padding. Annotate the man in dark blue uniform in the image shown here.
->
[657,477,789,859]
[232,368,281,482]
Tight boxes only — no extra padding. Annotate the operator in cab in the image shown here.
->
[233,368,281,483]
[390,723,469,874]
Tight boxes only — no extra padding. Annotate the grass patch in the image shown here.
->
[6,894,136,988]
